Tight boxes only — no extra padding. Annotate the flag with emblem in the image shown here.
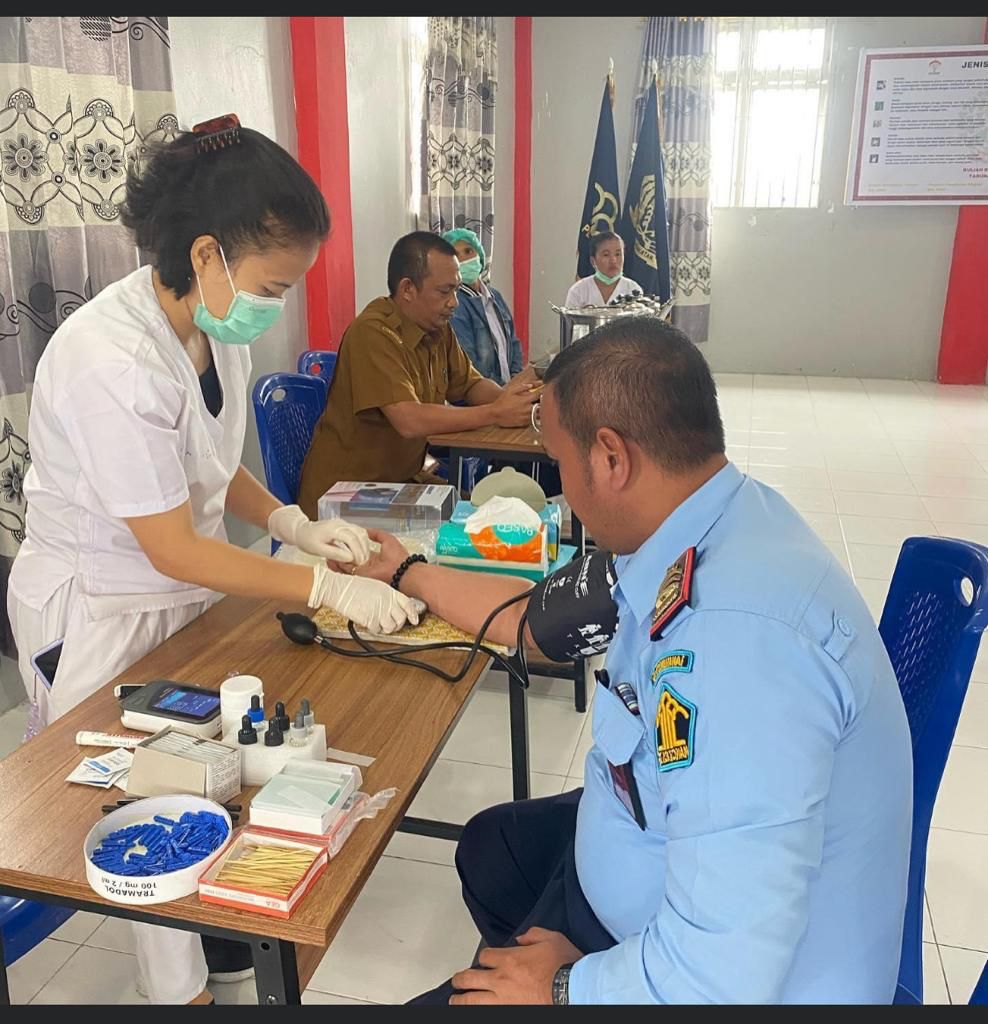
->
[576,73,622,280]
[618,75,671,301]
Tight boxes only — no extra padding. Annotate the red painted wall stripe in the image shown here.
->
[290,17,355,351]
[513,16,533,358]
[937,19,988,385]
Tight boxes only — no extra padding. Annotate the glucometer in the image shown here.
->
[118,680,223,738]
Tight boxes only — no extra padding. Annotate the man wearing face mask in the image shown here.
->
[442,228,523,386]
[565,231,642,308]
[7,116,421,1005]
[297,232,540,517]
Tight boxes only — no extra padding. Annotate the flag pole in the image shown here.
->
[651,57,665,146]
[607,57,615,107]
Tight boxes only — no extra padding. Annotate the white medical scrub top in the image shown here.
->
[9,265,250,612]
[564,275,643,308]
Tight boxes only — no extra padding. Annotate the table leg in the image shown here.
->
[573,659,587,714]
[509,678,530,801]
[0,929,9,1006]
[450,451,464,497]
[251,936,301,1005]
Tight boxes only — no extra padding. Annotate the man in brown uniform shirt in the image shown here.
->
[298,232,539,518]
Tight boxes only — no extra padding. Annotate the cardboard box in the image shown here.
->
[248,761,361,836]
[198,828,327,919]
[317,481,455,533]
[125,727,241,805]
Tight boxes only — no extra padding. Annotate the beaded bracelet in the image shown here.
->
[391,553,427,592]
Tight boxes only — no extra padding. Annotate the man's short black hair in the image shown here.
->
[121,126,329,299]
[388,232,457,296]
[589,231,623,259]
[543,317,725,473]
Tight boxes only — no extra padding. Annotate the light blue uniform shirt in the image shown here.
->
[569,462,912,1004]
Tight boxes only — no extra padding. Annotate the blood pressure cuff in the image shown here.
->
[525,550,619,662]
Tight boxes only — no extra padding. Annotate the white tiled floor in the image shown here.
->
[3,373,988,1004]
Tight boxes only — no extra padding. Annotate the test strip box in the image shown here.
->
[125,726,241,805]
[198,827,327,919]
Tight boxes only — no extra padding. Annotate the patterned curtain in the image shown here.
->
[631,17,713,344]
[0,17,176,699]
[420,17,497,261]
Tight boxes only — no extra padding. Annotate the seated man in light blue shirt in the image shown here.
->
[354,317,913,1004]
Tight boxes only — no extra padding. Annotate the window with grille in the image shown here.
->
[712,17,833,208]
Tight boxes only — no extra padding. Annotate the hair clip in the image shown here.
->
[192,113,241,154]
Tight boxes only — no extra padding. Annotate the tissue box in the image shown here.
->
[451,500,561,561]
[436,521,549,582]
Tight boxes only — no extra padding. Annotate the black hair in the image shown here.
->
[543,316,725,473]
[387,231,457,296]
[121,126,329,298]
[589,231,623,259]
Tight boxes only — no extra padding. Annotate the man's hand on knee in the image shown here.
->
[449,927,582,1005]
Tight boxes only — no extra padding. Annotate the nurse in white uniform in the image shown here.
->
[564,231,642,308]
[6,115,420,1004]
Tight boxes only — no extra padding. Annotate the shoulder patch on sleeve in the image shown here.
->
[651,649,694,685]
[650,547,696,640]
[376,325,403,347]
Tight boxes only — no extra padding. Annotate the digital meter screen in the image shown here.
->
[150,686,221,720]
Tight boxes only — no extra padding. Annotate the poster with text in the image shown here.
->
[846,45,988,205]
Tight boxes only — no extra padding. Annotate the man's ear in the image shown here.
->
[595,427,633,487]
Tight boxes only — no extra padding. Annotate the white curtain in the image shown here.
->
[0,16,176,710]
[420,17,497,260]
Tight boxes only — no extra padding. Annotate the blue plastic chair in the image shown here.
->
[252,372,329,553]
[297,349,337,383]
[1,898,73,968]
[880,537,988,1005]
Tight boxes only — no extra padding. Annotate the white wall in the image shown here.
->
[170,16,306,547]
[345,17,416,312]
[529,16,985,379]
[705,16,985,378]
[345,17,516,318]
[530,17,645,360]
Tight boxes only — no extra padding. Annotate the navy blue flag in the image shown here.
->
[576,76,621,280]
[618,77,671,301]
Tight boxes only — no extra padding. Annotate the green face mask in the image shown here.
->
[457,256,483,285]
[594,268,623,287]
[193,245,285,346]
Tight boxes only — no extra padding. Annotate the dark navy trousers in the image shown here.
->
[408,788,616,1004]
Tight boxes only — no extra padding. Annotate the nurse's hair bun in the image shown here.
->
[121,117,329,299]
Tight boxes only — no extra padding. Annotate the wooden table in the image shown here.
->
[0,594,498,1005]
[427,424,587,553]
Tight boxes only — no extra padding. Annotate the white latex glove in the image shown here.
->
[308,564,425,635]
[268,505,370,565]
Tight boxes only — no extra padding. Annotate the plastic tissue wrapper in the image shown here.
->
[464,495,543,533]
[437,495,549,582]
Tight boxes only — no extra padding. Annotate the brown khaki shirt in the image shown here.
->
[297,296,483,518]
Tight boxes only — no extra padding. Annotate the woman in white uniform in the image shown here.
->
[6,115,420,1004]
[564,231,642,307]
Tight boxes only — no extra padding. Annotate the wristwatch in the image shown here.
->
[552,963,574,1005]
